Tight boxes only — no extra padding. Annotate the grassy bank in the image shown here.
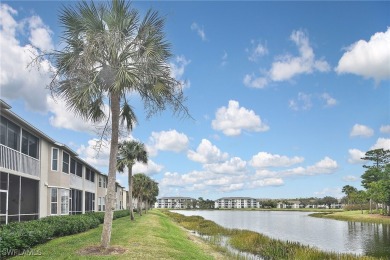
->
[310,210,390,224]
[11,210,227,259]
[165,211,385,260]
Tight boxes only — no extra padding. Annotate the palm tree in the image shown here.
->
[342,185,358,204]
[133,173,151,216]
[117,140,148,220]
[144,180,159,212]
[51,0,189,248]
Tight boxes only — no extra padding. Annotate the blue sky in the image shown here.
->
[1,1,389,200]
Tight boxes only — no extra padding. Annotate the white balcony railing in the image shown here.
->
[0,144,40,177]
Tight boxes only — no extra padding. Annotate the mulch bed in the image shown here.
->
[78,245,127,256]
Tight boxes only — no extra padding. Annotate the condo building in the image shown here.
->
[155,197,196,209]
[0,100,125,224]
[214,197,260,209]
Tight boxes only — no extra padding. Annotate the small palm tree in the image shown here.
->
[117,140,148,220]
[51,0,189,248]
[133,173,149,216]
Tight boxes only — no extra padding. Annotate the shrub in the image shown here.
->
[0,210,129,258]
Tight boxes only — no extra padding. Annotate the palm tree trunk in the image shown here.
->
[128,167,134,221]
[101,92,120,248]
[138,196,142,216]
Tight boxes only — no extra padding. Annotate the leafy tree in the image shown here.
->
[367,180,389,213]
[261,200,277,208]
[48,0,189,248]
[361,149,390,215]
[362,149,390,169]
[117,140,148,221]
[351,190,368,214]
[342,185,358,204]
[319,196,338,209]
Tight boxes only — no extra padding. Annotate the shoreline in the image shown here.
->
[164,210,386,260]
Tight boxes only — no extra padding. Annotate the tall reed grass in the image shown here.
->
[163,210,384,260]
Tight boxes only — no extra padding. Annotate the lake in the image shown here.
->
[172,210,390,257]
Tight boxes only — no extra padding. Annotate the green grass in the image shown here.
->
[310,210,390,224]
[11,210,222,260]
[164,210,386,260]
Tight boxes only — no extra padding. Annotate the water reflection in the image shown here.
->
[172,210,390,257]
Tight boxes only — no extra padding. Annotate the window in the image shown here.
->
[76,162,83,177]
[70,189,82,214]
[70,158,76,174]
[62,152,70,173]
[85,168,95,182]
[103,177,107,188]
[98,197,106,211]
[85,192,95,212]
[21,130,39,159]
[0,116,20,150]
[52,148,59,171]
[99,177,102,187]
[61,189,69,215]
[51,188,57,215]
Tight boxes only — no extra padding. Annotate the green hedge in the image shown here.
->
[0,210,129,257]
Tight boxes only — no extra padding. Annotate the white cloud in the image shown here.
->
[170,55,191,89]
[250,152,304,168]
[370,138,390,150]
[314,187,343,199]
[191,22,206,41]
[289,92,312,111]
[218,183,244,192]
[77,139,111,168]
[243,74,268,89]
[250,178,284,188]
[148,129,189,155]
[289,92,337,111]
[204,157,247,175]
[47,96,108,134]
[348,149,365,164]
[0,4,54,112]
[342,175,359,182]
[27,15,54,51]
[380,125,390,134]
[320,93,337,107]
[212,100,269,136]
[132,159,164,176]
[350,124,374,137]
[187,139,228,164]
[282,157,338,176]
[247,40,268,62]
[244,30,330,88]
[335,28,390,82]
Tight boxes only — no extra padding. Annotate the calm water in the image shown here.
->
[173,210,390,257]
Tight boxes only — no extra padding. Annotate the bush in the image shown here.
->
[0,210,129,258]
[343,203,370,211]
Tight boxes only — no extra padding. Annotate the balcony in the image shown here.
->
[0,144,40,177]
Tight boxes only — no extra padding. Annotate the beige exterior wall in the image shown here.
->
[0,100,127,224]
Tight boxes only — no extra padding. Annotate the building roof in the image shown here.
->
[216,197,256,200]
[158,196,195,200]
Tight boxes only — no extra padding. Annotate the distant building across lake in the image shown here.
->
[214,197,261,209]
[155,197,196,209]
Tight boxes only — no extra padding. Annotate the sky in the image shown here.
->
[1,1,389,200]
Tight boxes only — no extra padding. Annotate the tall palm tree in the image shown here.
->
[117,140,148,220]
[52,0,189,248]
